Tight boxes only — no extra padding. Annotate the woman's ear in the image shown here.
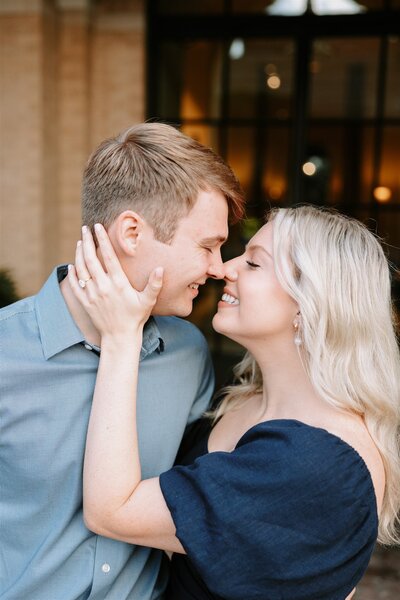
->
[110,211,146,257]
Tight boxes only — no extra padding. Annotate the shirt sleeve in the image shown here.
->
[159,422,378,600]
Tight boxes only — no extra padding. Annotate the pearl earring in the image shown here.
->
[293,318,302,346]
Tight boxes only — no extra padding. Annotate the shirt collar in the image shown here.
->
[35,265,164,361]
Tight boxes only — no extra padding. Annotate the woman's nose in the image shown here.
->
[222,258,238,282]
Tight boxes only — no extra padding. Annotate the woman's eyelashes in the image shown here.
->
[246,260,260,269]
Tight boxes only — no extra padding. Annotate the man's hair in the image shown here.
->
[82,123,245,243]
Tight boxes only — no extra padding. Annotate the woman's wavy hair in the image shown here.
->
[212,205,400,545]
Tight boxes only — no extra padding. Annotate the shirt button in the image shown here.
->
[84,343,92,351]
[101,563,111,573]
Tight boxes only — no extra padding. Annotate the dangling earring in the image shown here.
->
[293,314,302,347]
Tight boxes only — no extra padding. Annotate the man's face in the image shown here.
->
[130,189,229,317]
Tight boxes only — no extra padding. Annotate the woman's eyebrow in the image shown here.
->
[245,243,272,259]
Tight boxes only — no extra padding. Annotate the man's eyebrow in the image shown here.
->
[245,243,272,258]
[200,236,227,245]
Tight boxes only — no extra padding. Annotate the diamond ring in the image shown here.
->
[78,277,92,289]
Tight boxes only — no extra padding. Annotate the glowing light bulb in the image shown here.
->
[302,162,317,176]
[229,39,245,60]
[267,75,281,90]
[373,186,392,203]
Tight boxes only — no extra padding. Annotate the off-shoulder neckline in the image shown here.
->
[208,418,379,520]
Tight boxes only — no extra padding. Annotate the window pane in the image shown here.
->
[310,38,380,119]
[156,0,223,14]
[158,41,222,120]
[180,125,220,154]
[262,127,290,205]
[232,0,277,12]
[229,39,294,120]
[378,127,400,205]
[385,36,400,118]
[305,126,374,206]
[226,126,290,211]
[376,211,400,266]
[226,128,257,201]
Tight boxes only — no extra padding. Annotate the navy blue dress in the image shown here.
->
[159,419,378,600]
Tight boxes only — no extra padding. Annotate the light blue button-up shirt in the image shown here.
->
[0,266,214,600]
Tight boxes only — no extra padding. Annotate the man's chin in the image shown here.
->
[151,300,193,318]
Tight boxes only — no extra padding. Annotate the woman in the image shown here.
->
[69,205,400,600]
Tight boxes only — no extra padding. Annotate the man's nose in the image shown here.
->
[207,254,225,280]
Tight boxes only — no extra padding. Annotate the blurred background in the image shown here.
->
[0,1,399,595]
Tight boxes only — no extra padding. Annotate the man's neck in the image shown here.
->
[60,276,101,347]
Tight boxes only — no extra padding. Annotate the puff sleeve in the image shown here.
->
[159,420,378,600]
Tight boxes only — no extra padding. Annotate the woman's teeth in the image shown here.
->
[221,293,239,305]
[189,284,199,289]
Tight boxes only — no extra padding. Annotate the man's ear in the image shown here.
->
[109,210,146,257]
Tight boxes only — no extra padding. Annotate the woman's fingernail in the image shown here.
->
[82,225,88,234]
[77,240,82,247]
[155,267,164,278]
[68,264,73,271]
[94,223,102,232]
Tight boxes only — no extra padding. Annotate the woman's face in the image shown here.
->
[212,222,299,347]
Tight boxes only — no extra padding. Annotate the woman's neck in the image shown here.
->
[249,340,332,424]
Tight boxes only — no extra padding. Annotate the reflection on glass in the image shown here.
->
[385,37,400,118]
[310,38,379,118]
[159,42,222,120]
[359,128,375,205]
[379,128,400,205]
[261,128,290,205]
[376,211,400,266]
[306,126,375,206]
[227,128,256,201]
[229,39,294,119]
[226,127,289,210]
[180,125,220,154]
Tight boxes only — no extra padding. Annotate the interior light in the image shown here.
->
[229,39,245,60]
[373,186,392,203]
[267,74,281,89]
[265,0,365,15]
[302,162,317,176]
[268,185,284,200]
[312,0,366,15]
[266,0,306,16]
[265,63,277,75]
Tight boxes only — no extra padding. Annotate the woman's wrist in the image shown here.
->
[100,327,144,352]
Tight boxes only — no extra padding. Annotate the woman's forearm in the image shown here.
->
[83,331,143,533]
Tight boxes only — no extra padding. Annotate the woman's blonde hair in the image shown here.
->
[212,205,400,545]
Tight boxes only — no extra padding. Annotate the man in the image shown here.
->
[0,123,245,600]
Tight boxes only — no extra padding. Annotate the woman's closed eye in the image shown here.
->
[246,260,260,269]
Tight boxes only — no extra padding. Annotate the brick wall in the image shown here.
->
[0,0,146,296]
